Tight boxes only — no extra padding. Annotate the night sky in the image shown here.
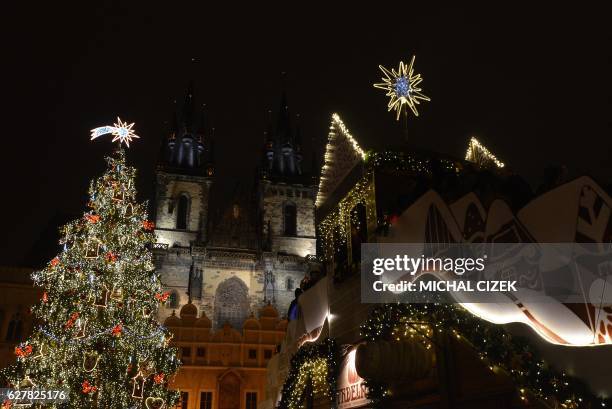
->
[2,3,610,266]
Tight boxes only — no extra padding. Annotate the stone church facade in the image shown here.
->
[152,84,317,330]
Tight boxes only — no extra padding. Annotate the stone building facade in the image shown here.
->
[0,267,41,370]
[153,85,317,330]
[164,302,287,409]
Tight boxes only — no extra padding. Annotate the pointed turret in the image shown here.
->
[158,82,209,174]
[181,80,196,132]
[259,81,311,181]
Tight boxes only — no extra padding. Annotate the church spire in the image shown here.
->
[160,82,209,174]
[181,80,196,132]
[276,73,293,145]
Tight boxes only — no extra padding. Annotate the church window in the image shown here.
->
[181,347,191,358]
[199,391,213,409]
[264,349,272,359]
[246,392,257,409]
[168,291,179,309]
[248,349,257,360]
[5,312,23,342]
[176,194,190,230]
[197,347,206,358]
[286,277,294,291]
[283,203,297,236]
[214,277,249,329]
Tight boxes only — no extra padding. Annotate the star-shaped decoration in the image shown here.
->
[110,117,139,147]
[90,117,140,147]
[374,55,430,120]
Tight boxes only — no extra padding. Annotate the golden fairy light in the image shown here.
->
[465,137,505,168]
[374,55,430,120]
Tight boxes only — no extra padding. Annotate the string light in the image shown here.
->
[318,151,457,256]
[277,338,339,409]
[373,55,430,120]
[360,303,610,409]
[315,114,366,208]
[465,137,505,168]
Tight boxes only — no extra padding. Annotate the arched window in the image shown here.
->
[283,203,297,236]
[214,276,249,329]
[168,291,179,309]
[286,277,294,291]
[5,312,23,342]
[176,194,189,230]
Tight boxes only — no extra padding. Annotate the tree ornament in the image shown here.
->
[41,292,48,303]
[143,220,155,231]
[105,251,118,263]
[31,343,46,359]
[155,292,170,303]
[65,312,80,329]
[153,373,165,384]
[85,214,101,223]
[112,188,125,202]
[94,285,109,308]
[85,241,101,258]
[19,375,37,388]
[124,203,134,217]
[83,351,100,373]
[111,323,123,337]
[50,257,60,267]
[145,397,165,409]
[82,380,97,394]
[139,360,155,377]
[75,318,87,339]
[143,306,152,318]
[110,286,123,301]
[131,371,146,398]
[14,344,33,358]
[90,117,140,147]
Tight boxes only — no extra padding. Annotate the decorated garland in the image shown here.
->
[360,303,610,409]
[277,338,340,409]
[318,151,460,255]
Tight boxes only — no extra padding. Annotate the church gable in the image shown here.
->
[315,114,366,208]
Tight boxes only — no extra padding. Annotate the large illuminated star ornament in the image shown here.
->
[374,55,430,120]
[90,117,140,147]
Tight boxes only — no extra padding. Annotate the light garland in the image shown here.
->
[360,303,610,409]
[319,151,458,255]
[373,55,430,120]
[315,114,366,208]
[465,137,505,168]
[278,338,340,409]
[319,176,374,254]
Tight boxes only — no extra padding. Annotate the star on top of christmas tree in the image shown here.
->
[90,117,140,147]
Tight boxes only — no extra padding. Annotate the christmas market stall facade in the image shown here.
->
[262,114,612,409]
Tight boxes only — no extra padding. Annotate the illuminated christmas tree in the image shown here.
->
[2,139,180,408]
